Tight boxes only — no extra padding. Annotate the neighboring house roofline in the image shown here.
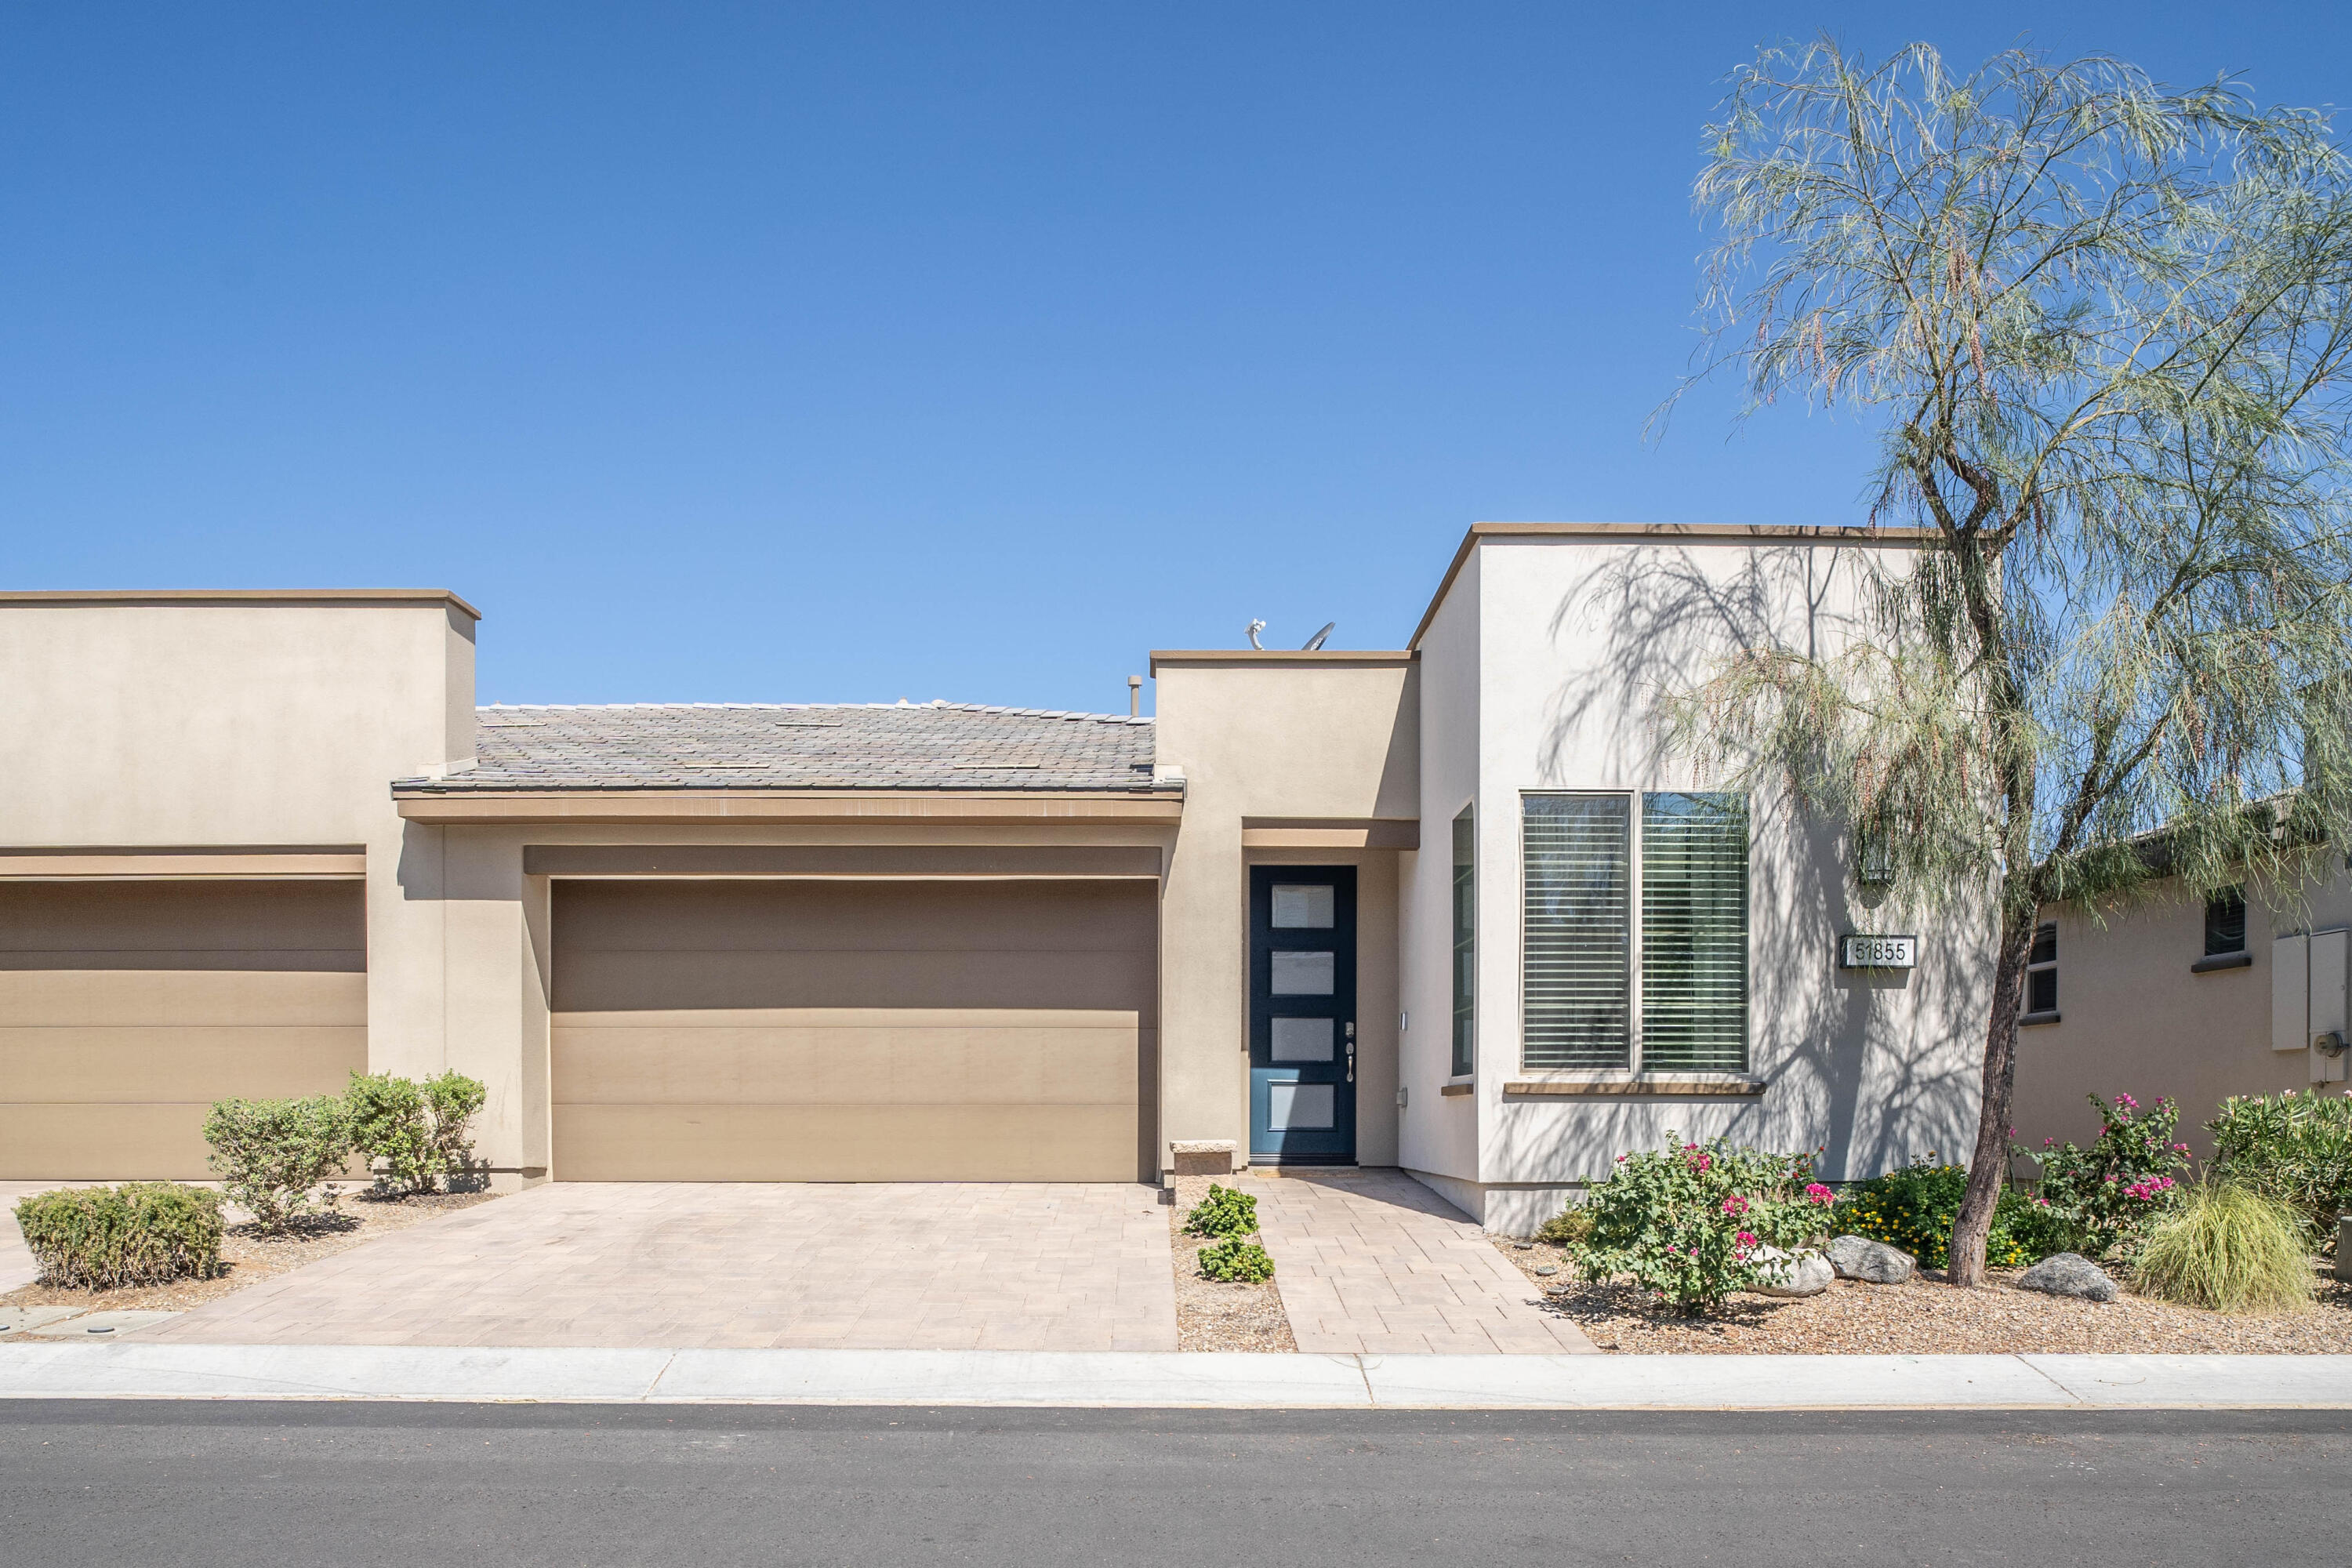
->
[0,586,484,619]
[1406,521,1936,651]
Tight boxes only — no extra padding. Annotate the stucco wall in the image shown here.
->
[1399,550,1480,1186]
[1152,655,1418,1172]
[1452,536,1988,1226]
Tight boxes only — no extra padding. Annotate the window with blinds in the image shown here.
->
[1451,805,1475,1076]
[1639,793,1750,1072]
[1520,794,1631,1068]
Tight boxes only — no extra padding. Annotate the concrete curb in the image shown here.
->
[5,1345,2352,1409]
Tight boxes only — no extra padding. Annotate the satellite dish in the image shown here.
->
[1302,622,1335,651]
[1246,619,1266,650]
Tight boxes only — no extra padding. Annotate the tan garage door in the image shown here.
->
[0,880,368,1179]
[550,879,1156,1181]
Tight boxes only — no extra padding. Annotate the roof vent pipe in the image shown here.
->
[1127,675,1142,717]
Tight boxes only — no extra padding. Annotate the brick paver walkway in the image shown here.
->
[1238,1170,1598,1355]
[145,1182,1178,1351]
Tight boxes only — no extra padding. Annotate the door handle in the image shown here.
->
[1345,1020,1356,1083]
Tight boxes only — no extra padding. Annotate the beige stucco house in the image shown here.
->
[2013,864,2352,1161]
[0,524,1994,1231]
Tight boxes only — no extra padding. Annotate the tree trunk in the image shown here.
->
[1947,898,2038,1286]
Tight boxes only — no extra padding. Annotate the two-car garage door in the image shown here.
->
[550,879,1156,1182]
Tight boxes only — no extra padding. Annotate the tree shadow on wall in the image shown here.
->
[1501,543,1987,1182]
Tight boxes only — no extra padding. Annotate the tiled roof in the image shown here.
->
[394,702,1165,793]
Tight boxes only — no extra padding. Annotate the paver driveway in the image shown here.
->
[1238,1170,1598,1354]
[145,1182,1178,1351]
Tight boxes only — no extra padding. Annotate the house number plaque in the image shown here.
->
[1838,933,1918,970]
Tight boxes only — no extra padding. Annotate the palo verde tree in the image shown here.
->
[1668,40,2352,1284]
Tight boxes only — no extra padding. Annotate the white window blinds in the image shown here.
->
[1639,793,1749,1072]
[1521,793,1631,1068]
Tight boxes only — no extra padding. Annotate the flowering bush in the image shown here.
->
[1843,1159,2072,1267]
[2020,1092,2192,1258]
[1571,1134,1833,1314]
[2208,1088,2352,1247]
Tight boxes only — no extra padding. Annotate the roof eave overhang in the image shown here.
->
[390,788,1186,826]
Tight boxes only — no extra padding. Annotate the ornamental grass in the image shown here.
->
[2134,1183,2316,1316]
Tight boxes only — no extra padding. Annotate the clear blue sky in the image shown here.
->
[6,3,2346,711]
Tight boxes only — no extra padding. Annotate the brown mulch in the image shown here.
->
[4,1190,497,1323]
[1493,1236,2352,1354]
[1167,1176,1295,1352]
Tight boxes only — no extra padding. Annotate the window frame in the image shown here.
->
[1450,804,1475,1078]
[2204,887,2248,957]
[2024,920,2060,1019]
[1516,789,1751,1076]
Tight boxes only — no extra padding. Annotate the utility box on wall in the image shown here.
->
[2275,929,2352,1084]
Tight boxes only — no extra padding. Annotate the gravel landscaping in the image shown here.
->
[2,1190,496,1329]
[1494,1236,2352,1353]
[1167,1176,1294,1352]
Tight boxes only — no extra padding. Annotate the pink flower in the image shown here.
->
[2172,1143,2190,1154]
[2035,1197,2049,1207]
[2116,1093,2138,1109]
[1805,1182,1837,1206]
[1721,1195,1748,1217]
[1735,1231,1758,1247]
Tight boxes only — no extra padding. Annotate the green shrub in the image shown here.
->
[2136,1183,2315,1315]
[14,1183,225,1288]
[1185,1184,1260,1238]
[2209,1089,2352,1248]
[422,1070,488,1185]
[1842,1162,2075,1268]
[1197,1236,1276,1283]
[1572,1134,1838,1314]
[2020,1091,2190,1258]
[346,1071,433,1192]
[1536,1203,1595,1248]
[202,1095,353,1229]
[346,1069,487,1193]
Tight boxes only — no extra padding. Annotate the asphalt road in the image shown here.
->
[3,1400,2345,1566]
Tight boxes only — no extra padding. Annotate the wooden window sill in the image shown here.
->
[1438,1081,1475,1098]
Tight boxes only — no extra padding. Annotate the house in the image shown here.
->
[0,524,1990,1232]
[2013,865,2352,1161]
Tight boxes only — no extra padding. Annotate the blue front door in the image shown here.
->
[1248,866,1356,1164]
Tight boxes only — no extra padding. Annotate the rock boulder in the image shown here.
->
[1827,1234,1916,1284]
[1750,1246,1833,1298]
[2015,1252,2119,1303]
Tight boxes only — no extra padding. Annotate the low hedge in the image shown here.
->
[15,1183,226,1289]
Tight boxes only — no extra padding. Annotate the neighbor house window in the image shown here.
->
[1451,806,1475,1076]
[1520,792,1749,1073]
[2205,888,2248,957]
[2025,922,2059,1016]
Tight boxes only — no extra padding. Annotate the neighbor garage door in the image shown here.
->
[550,879,1156,1181]
[0,880,369,1179]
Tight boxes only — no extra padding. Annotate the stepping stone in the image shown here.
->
[0,1305,84,1334]
[24,1310,180,1338]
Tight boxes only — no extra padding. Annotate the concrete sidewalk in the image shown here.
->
[4,1344,2350,1409]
